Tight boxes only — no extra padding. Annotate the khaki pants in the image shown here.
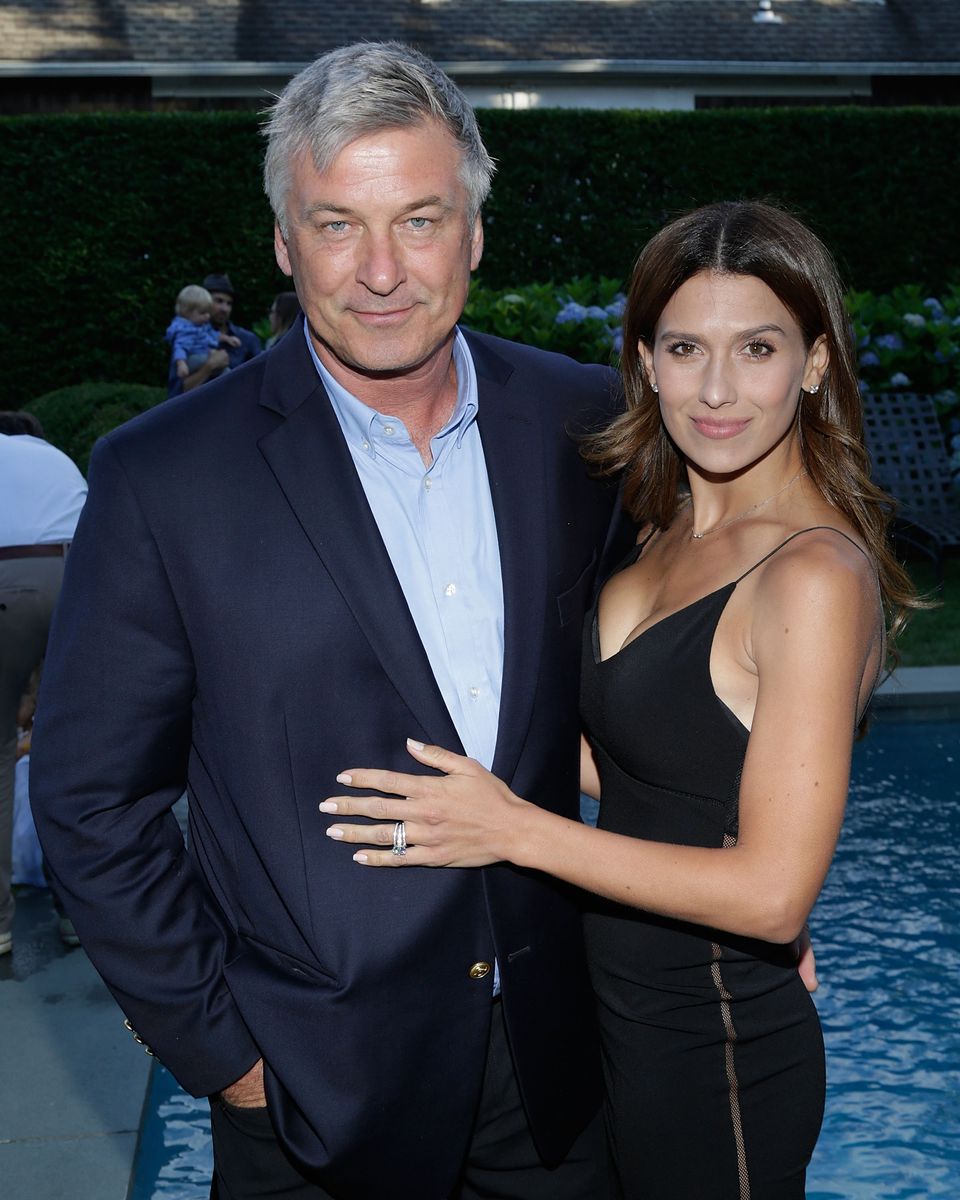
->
[0,556,64,935]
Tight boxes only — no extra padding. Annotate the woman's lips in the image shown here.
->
[691,418,751,440]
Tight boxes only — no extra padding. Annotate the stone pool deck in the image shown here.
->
[2,664,958,1200]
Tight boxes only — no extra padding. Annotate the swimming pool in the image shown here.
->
[132,719,960,1198]
[807,718,960,1199]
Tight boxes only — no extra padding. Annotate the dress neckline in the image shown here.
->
[592,525,870,668]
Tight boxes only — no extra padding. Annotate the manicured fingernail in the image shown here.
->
[353,852,368,864]
[325,826,344,840]
[318,801,337,813]
[407,738,425,751]
[336,772,352,784]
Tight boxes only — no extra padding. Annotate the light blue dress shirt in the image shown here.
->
[305,326,504,772]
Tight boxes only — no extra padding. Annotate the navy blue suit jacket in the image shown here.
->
[32,324,628,1198]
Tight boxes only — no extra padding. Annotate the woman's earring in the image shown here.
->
[651,382,658,393]
[807,383,819,394]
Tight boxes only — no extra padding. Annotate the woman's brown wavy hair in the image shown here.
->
[584,199,922,647]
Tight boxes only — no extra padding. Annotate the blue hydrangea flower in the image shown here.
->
[555,301,588,325]
[889,372,911,388]
[923,297,946,318]
[605,296,627,319]
[584,306,609,321]
[612,329,624,354]
[874,333,904,351]
[903,313,926,328]
[859,350,880,367]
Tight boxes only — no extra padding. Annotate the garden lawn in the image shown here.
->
[897,558,960,666]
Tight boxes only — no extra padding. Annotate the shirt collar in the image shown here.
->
[304,323,479,453]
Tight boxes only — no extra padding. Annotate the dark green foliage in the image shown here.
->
[2,107,958,406]
[475,107,960,294]
[463,277,625,366]
[26,382,166,473]
[2,112,285,407]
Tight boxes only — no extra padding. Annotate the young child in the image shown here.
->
[166,285,241,381]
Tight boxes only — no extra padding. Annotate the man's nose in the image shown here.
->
[356,230,404,295]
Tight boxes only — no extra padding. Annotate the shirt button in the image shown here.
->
[382,424,395,436]
[361,440,370,451]
[444,583,457,597]
[424,478,433,491]
[469,686,480,700]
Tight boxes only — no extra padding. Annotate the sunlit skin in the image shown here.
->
[318,269,883,990]
[274,120,483,441]
[640,271,828,534]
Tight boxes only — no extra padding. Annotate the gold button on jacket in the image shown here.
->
[468,961,491,980]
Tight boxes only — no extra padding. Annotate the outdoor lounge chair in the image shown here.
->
[862,391,960,585]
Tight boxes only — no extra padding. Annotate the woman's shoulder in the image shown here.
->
[750,522,880,642]
[760,523,874,583]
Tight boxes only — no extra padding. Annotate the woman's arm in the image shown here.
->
[323,539,881,944]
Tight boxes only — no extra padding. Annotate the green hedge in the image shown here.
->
[26,382,166,473]
[3,107,958,406]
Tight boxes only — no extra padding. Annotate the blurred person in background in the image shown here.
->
[0,412,86,952]
[265,291,302,348]
[169,272,261,397]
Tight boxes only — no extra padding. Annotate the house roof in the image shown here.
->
[2,1,958,73]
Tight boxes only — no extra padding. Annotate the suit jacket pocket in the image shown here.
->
[235,931,339,986]
[556,550,598,628]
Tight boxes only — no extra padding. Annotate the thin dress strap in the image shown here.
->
[733,526,871,586]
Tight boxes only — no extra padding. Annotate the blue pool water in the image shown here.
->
[132,720,960,1198]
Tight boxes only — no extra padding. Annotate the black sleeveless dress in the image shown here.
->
[580,529,851,1200]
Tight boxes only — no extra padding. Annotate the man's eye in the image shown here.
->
[407,217,431,230]
[325,221,349,233]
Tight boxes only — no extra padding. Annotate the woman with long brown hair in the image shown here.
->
[318,202,920,1197]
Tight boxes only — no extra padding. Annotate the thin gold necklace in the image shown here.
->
[689,468,806,540]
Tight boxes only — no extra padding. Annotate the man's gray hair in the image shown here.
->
[264,42,495,238]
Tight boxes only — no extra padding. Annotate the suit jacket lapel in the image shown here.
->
[256,329,463,752]
[468,333,548,784]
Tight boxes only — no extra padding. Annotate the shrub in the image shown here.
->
[2,107,958,405]
[26,382,166,473]
[848,283,960,406]
[464,277,625,365]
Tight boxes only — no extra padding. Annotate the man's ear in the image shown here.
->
[275,223,293,278]
[470,213,484,273]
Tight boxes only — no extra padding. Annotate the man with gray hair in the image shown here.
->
[32,42,623,1199]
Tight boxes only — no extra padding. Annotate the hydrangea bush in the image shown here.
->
[463,277,625,367]
[848,284,960,480]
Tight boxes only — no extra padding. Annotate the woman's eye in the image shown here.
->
[667,340,697,357]
[745,340,774,357]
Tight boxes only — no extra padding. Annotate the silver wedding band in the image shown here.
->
[392,820,407,856]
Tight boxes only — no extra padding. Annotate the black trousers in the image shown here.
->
[210,999,610,1200]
